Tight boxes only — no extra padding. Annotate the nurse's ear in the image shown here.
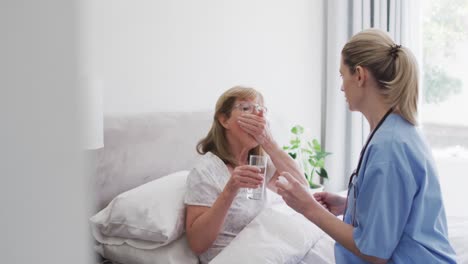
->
[355,65,368,87]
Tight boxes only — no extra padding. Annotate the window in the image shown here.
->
[421,0,468,217]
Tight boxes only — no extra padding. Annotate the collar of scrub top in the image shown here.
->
[343,107,394,226]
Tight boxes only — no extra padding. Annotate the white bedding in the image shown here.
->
[96,201,327,264]
[211,203,324,264]
[95,235,198,264]
[95,201,468,264]
[300,233,335,264]
[448,216,468,264]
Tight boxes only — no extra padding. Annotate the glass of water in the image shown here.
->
[246,155,267,200]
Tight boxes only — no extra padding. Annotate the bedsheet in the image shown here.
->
[95,203,468,264]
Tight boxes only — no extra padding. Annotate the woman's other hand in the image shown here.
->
[224,165,264,195]
[237,112,272,145]
[275,172,319,215]
[313,192,347,216]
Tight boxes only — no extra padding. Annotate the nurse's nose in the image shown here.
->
[340,85,344,92]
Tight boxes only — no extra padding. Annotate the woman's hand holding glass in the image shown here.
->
[313,192,347,216]
[224,165,264,196]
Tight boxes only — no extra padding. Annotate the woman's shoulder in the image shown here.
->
[187,152,229,189]
[387,113,416,132]
[191,152,228,175]
[370,114,432,166]
[376,114,423,146]
[193,151,222,167]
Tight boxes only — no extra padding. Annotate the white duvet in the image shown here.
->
[211,202,326,264]
[95,201,468,264]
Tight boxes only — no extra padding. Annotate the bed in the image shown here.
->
[89,111,468,264]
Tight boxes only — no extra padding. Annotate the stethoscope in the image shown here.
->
[343,108,394,226]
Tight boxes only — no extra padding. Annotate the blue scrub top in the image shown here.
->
[335,114,457,263]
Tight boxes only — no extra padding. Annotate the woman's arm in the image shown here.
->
[262,138,308,190]
[185,165,263,255]
[276,172,388,264]
[237,113,308,189]
[185,190,236,255]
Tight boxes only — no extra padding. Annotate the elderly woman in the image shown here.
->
[184,86,307,263]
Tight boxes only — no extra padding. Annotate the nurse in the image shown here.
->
[276,28,457,263]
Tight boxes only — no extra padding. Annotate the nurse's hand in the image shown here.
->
[237,111,272,145]
[275,172,320,215]
[313,192,347,216]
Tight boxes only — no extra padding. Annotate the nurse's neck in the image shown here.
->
[362,95,393,132]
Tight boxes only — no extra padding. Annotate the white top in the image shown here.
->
[184,152,276,263]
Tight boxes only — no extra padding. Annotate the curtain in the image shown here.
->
[322,0,421,192]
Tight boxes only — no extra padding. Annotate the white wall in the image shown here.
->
[85,0,325,143]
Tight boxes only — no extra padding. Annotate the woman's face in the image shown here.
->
[222,97,263,150]
[340,57,362,111]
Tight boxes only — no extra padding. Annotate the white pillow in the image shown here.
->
[95,234,199,264]
[90,170,189,249]
[211,203,324,264]
[299,233,335,264]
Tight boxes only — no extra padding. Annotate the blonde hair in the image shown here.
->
[341,28,419,125]
[197,86,264,166]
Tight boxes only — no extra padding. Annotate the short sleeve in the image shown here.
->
[353,160,416,259]
[184,167,221,207]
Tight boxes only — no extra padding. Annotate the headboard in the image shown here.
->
[91,111,213,211]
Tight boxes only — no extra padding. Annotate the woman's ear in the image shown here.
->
[218,113,230,129]
[355,66,367,87]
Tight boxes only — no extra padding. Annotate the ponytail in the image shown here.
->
[342,28,419,125]
[383,46,419,125]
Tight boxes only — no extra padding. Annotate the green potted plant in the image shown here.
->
[283,125,332,189]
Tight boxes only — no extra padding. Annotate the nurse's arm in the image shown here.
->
[304,207,388,264]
